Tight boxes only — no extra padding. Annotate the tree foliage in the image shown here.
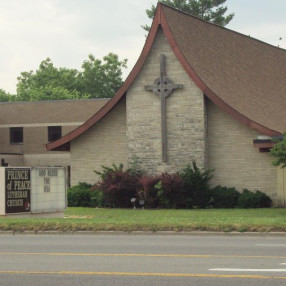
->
[0,89,15,102]
[79,54,127,98]
[15,58,81,101]
[1,53,127,102]
[271,133,286,168]
[142,0,234,32]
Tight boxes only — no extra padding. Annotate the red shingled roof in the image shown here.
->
[47,3,285,151]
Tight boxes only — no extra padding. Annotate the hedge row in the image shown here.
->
[67,162,272,209]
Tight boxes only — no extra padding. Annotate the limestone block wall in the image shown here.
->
[207,100,277,204]
[126,28,206,174]
[70,99,127,185]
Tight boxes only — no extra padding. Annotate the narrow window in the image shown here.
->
[10,127,23,144]
[48,126,62,142]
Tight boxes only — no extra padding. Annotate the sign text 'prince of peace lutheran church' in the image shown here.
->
[1,167,66,216]
[5,168,31,213]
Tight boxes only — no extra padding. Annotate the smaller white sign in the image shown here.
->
[31,167,66,213]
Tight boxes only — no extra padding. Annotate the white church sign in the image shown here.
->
[0,167,66,216]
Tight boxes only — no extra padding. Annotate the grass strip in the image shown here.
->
[1,208,286,232]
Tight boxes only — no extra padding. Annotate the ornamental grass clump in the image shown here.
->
[179,162,214,208]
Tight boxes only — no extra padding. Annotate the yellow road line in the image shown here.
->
[0,252,285,259]
[0,270,286,279]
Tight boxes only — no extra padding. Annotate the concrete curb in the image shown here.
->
[1,230,286,236]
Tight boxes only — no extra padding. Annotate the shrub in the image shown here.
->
[67,182,93,207]
[156,173,183,208]
[127,155,146,177]
[210,185,240,208]
[271,132,286,168]
[90,188,105,208]
[253,190,272,208]
[95,164,138,208]
[180,162,214,208]
[237,189,272,208]
[137,175,161,208]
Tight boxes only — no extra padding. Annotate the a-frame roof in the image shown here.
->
[47,3,286,151]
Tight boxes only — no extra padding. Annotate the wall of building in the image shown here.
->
[70,99,127,185]
[0,125,75,167]
[0,99,109,168]
[0,154,24,166]
[207,100,278,204]
[0,125,76,155]
[23,153,70,167]
[126,28,206,174]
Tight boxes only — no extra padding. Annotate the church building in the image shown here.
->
[47,3,286,206]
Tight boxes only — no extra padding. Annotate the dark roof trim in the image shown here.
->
[253,135,283,149]
[47,3,281,151]
[253,140,275,149]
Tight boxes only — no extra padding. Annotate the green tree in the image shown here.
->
[142,0,234,32]
[16,58,81,101]
[271,133,286,168]
[79,53,127,98]
[0,89,16,102]
[0,89,10,102]
[14,53,127,102]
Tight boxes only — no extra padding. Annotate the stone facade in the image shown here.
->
[207,100,278,204]
[126,29,206,174]
[70,99,127,185]
[56,27,280,206]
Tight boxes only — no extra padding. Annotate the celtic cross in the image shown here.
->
[145,54,183,162]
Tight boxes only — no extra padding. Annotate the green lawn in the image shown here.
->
[1,208,286,232]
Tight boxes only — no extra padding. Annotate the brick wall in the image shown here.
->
[70,99,127,185]
[126,28,206,174]
[207,100,277,204]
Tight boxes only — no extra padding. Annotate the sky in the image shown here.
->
[0,0,285,94]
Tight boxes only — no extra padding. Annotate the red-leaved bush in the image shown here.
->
[156,173,183,208]
[137,175,161,208]
[96,169,138,208]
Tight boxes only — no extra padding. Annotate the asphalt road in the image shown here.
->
[0,233,286,285]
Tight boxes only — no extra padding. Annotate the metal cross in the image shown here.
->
[145,54,183,162]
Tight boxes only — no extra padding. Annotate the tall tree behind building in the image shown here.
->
[142,0,234,32]
[0,53,127,102]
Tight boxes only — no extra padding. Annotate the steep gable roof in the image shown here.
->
[162,5,286,135]
[47,3,285,151]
